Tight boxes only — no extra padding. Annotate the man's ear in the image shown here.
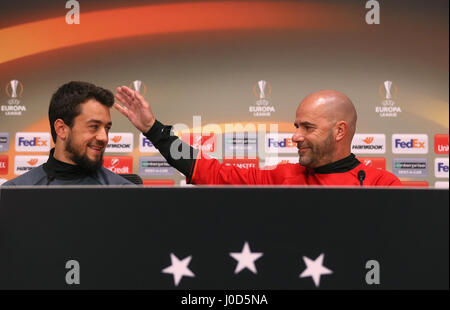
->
[54,119,69,141]
[335,121,347,142]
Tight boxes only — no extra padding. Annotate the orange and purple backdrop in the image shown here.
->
[0,0,448,187]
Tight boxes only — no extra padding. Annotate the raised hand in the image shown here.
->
[114,86,156,133]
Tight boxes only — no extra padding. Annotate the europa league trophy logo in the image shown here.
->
[254,80,271,106]
[379,80,397,106]
[10,80,19,98]
[376,80,401,118]
[133,80,142,93]
[130,80,147,96]
[384,81,392,100]
[258,80,266,100]
[5,79,23,105]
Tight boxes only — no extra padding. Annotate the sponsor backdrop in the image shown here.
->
[0,0,448,187]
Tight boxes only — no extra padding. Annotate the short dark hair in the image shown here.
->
[49,81,114,142]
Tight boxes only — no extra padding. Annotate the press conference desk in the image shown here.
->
[0,187,448,290]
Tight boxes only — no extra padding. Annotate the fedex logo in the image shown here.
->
[18,137,48,146]
[265,133,298,153]
[392,134,428,154]
[139,133,158,153]
[395,139,425,149]
[15,132,51,152]
[268,138,296,148]
[435,158,449,178]
[435,134,449,154]
[0,155,8,174]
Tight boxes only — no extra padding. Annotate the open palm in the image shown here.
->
[114,86,156,133]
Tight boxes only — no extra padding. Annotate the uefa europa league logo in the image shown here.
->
[3,79,26,116]
[130,80,147,96]
[10,80,19,98]
[250,80,275,117]
[375,80,401,117]
[254,80,271,106]
[6,80,23,100]
[384,81,393,100]
[133,80,142,93]
[379,80,397,106]
[258,80,267,100]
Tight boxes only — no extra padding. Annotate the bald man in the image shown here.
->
[294,90,357,168]
[115,87,401,186]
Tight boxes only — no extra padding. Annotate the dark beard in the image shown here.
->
[299,130,335,168]
[65,135,104,173]
[310,132,335,167]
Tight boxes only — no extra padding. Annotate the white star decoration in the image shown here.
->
[300,253,333,287]
[229,242,263,274]
[162,253,195,286]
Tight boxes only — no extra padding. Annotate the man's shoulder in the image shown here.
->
[97,167,135,185]
[2,165,47,186]
[362,165,402,186]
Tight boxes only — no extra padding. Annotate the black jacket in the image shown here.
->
[3,149,133,186]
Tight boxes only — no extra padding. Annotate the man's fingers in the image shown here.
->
[117,85,149,110]
[115,93,134,110]
[121,86,136,99]
[120,86,148,107]
[117,87,135,105]
[113,102,129,118]
[134,91,148,107]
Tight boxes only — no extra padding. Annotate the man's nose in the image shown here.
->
[96,129,108,144]
[292,130,305,143]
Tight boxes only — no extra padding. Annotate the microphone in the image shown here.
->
[358,170,366,187]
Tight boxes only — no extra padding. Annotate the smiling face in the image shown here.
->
[292,101,336,168]
[291,90,358,168]
[64,99,112,171]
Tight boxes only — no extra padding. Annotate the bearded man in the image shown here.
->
[3,81,132,186]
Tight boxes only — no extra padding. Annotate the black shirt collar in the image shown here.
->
[312,153,361,174]
[43,148,95,180]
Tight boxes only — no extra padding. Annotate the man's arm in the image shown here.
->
[115,86,197,179]
[143,119,198,181]
[114,86,278,185]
